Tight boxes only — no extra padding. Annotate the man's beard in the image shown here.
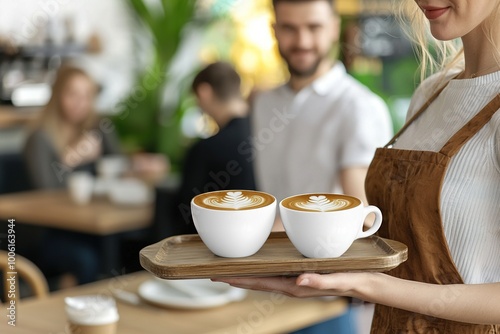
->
[279,47,330,78]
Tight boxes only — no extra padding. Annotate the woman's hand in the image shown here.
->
[130,153,170,184]
[215,273,500,325]
[213,272,371,299]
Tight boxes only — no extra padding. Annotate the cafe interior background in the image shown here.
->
[0,0,419,332]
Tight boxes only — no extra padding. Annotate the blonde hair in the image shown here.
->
[395,0,500,83]
[30,66,98,154]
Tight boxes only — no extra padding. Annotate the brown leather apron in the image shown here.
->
[365,79,500,333]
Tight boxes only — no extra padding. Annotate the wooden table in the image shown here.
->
[0,105,38,129]
[0,189,152,235]
[0,190,153,274]
[0,271,347,334]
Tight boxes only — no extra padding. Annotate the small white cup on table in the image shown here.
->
[68,171,94,205]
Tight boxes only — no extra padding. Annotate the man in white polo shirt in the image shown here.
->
[250,1,392,332]
[252,0,392,215]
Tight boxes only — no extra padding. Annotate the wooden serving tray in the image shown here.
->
[140,232,408,279]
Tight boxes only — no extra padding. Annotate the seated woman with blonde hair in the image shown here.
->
[24,65,121,189]
[24,65,121,287]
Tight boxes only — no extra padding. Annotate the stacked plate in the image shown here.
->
[137,278,247,309]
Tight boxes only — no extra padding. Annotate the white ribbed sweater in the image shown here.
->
[394,70,500,284]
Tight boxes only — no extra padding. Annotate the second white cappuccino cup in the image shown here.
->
[280,193,382,258]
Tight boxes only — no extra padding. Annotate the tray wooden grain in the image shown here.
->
[140,232,408,279]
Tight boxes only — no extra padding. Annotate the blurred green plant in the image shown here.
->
[113,0,197,168]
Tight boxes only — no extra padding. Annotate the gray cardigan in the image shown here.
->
[24,128,121,189]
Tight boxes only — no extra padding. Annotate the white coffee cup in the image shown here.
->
[280,193,382,258]
[68,172,94,205]
[108,178,152,206]
[97,155,129,179]
[65,295,119,334]
[191,190,276,258]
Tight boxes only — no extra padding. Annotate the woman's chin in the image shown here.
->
[429,29,460,42]
[429,23,471,42]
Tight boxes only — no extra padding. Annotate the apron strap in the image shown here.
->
[440,93,500,157]
[385,79,452,148]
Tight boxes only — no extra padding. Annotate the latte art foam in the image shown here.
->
[193,191,275,210]
[295,196,350,212]
[282,194,360,212]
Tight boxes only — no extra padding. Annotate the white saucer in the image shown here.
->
[137,278,247,309]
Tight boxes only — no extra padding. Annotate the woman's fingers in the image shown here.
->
[214,276,294,291]
[213,274,354,298]
[298,272,366,297]
[214,273,363,298]
[297,273,341,290]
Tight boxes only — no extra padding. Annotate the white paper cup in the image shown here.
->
[68,172,94,205]
[65,295,119,334]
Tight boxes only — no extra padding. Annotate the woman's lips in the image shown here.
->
[422,6,450,20]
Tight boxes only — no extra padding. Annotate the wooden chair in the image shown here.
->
[0,250,49,302]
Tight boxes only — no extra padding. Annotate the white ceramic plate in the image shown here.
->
[108,178,153,206]
[137,278,247,309]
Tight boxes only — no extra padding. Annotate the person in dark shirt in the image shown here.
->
[176,62,256,231]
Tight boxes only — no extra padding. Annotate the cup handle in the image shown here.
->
[357,206,383,239]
